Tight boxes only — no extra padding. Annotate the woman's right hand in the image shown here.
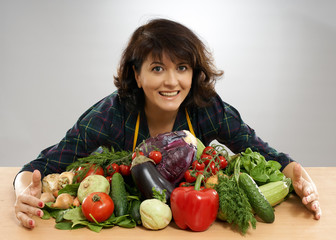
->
[14,170,44,228]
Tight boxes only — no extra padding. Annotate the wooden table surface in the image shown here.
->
[2,167,335,240]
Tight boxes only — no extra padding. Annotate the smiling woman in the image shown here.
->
[14,18,321,229]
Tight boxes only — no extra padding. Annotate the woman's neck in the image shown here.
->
[145,107,178,137]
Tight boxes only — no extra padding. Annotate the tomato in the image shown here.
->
[132,151,144,160]
[208,162,219,175]
[203,146,217,156]
[75,164,104,182]
[106,163,119,176]
[184,170,196,183]
[119,164,131,176]
[106,175,112,184]
[179,181,189,187]
[200,153,213,166]
[149,150,162,164]
[81,192,114,223]
[217,155,228,169]
[192,160,205,171]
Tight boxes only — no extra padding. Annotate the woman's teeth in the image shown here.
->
[160,91,179,97]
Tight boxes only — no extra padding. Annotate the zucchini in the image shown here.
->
[259,179,291,206]
[238,173,275,223]
[110,172,128,216]
[129,199,141,225]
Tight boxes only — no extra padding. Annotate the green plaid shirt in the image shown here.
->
[20,91,294,178]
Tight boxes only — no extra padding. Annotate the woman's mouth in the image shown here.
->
[159,91,179,97]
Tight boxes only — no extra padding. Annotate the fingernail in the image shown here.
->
[38,210,43,217]
[38,202,43,208]
[29,220,34,226]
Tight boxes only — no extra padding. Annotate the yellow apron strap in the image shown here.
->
[185,108,196,137]
[132,112,140,152]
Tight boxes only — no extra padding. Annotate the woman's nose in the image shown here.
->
[164,70,178,86]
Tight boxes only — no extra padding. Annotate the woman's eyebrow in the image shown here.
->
[150,61,164,66]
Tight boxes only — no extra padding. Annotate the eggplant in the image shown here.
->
[139,130,197,185]
[131,153,175,203]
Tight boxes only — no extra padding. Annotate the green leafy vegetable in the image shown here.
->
[225,148,285,185]
[58,183,80,196]
[44,205,136,232]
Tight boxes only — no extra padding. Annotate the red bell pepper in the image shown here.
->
[170,174,219,232]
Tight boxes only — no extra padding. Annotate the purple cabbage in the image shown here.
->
[139,130,197,185]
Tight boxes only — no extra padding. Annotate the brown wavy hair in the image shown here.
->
[114,18,223,111]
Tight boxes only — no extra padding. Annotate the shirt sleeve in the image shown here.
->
[18,92,122,179]
[213,96,295,171]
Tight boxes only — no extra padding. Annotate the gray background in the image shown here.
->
[1,0,335,167]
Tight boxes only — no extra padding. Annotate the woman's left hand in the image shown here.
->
[291,163,322,220]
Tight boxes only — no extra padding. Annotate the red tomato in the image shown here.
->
[75,164,104,182]
[132,151,144,160]
[192,160,205,171]
[106,175,112,184]
[179,181,189,187]
[149,151,162,164]
[208,162,219,175]
[81,192,114,223]
[119,164,131,176]
[106,163,119,176]
[200,153,213,166]
[217,155,228,169]
[203,146,217,156]
[184,170,196,183]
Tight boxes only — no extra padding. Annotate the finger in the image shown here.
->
[18,194,44,209]
[311,200,322,220]
[15,198,44,218]
[16,211,35,229]
[30,170,42,196]
[302,192,318,205]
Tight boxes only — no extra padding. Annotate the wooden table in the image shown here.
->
[2,167,335,240]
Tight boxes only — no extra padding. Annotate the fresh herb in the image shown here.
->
[215,174,256,235]
[66,146,132,178]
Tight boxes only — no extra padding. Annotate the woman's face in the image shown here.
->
[134,53,193,114]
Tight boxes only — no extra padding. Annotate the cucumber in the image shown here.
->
[238,173,275,223]
[110,172,128,216]
[129,199,141,225]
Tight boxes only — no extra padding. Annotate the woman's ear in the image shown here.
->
[133,65,141,88]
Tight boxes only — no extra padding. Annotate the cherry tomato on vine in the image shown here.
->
[217,155,228,169]
[208,161,219,175]
[132,151,144,160]
[203,146,217,156]
[192,160,205,171]
[81,192,114,223]
[200,153,213,166]
[184,169,196,183]
[119,164,131,176]
[149,150,162,164]
[106,163,119,176]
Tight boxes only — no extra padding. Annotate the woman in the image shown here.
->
[14,18,321,229]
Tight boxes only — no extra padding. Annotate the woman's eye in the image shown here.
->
[178,66,188,71]
[152,66,163,72]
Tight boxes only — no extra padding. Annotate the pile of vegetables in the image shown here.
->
[40,130,292,235]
